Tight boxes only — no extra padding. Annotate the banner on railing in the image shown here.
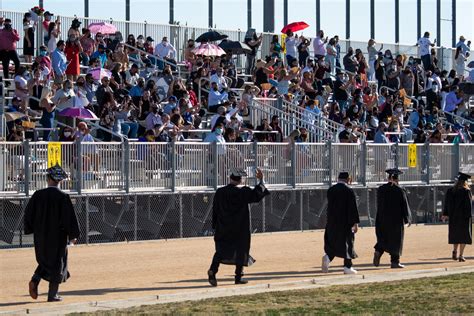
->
[408,144,417,168]
[47,142,62,167]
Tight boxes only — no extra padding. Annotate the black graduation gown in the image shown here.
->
[443,187,472,245]
[212,183,269,266]
[24,187,80,283]
[324,183,360,259]
[375,183,412,256]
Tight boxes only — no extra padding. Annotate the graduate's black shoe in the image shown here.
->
[373,251,382,267]
[390,263,405,269]
[28,280,38,300]
[207,270,217,287]
[235,277,248,285]
[459,256,466,262]
[47,295,62,302]
[452,251,458,260]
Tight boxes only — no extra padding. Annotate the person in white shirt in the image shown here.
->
[285,30,300,67]
[456,36,471,55]
[154,36,177,70]
[204,122,226,155]
[210,67,228,91]
[417,32,436,70]
[313,30,328,60]
[208,82,229,112]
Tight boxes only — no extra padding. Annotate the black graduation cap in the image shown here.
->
[338,171,350,180]
[47,164,68,182]
[457,172,471,182]
[230,167,247,179]
[386,168,403,178]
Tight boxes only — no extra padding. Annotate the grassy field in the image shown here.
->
[75,272,474,315]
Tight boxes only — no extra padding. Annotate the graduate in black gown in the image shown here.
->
[24,165,80,302]
[442,172,472,262]
[373,168,412,269]
[208,167,269,286]
[322,172,360,274]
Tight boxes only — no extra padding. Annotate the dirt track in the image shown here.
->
[0,225,472,312]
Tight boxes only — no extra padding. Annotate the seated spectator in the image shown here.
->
[374,122,389,143]
[204,122,226,144]
[208,82,228,112]
[52,79,76,111]
[163,96,178,115]
[210,67,228,91]
[90,44,107,68]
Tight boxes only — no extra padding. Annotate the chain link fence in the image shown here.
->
[2,185,466,248]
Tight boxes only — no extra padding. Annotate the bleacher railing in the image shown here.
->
[0,140,472,195]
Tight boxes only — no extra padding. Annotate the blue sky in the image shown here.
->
[1,0,473,47]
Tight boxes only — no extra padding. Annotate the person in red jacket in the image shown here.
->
[0,18,21,80]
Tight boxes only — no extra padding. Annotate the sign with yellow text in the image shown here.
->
[47,142,62,168]
[408,144,417,168]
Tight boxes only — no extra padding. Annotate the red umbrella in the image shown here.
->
[281,21,309,34]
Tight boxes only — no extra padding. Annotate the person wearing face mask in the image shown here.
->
[374,122,389,143]
[204,122,226,147]
[184,39,196,70]
[22,12,35,63]
[52,79,76,111]
[91,44,108,68]
[65,34,83,81]
[0,18,21,80]
[42,11,54,45]
[14,66,30,107]
[59,127,75,142]
[80,29,95,67]
[51,40,68,85]
[74,76,90,108]
[35,46,52,80]
[208,82,229,113]
[154,36,177,70]
[339,122,354,143]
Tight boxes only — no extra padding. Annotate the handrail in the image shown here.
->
[198,77,211,106]
[441,109,474,126]
[380,86,419,109]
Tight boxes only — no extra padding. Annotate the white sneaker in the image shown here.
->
[343,267,358,274]
[321,254,330,273]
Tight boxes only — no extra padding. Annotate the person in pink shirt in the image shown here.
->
[0,18,21,80]
[313,30,328,60]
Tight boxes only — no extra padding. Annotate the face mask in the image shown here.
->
[138,39,144,44]
[64,132,72,137]
[163,41,168,46]
[79,130,85,135]
[215,128,223,135]
[40,50,48,56]
[396,107,403,112]
[353,106,358,113]
[346,128,352,133]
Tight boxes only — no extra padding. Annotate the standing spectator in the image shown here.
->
[367,39,383,81]
[322,171,360,274]
[270,35,282,58]
[313,30,327,60]
[42,11,53,45]
[68,18,81,39]
[184,39,196,70]
[444,85,464,114]
[454,46,466,80]
[14,66,29,106]
[47,20,61,53]
[297,36,311,67]
[417,31,436,70]
[333,71,351,112]
[343,47,358,77]
[400,66,415,96]
[0,18,21,80]
[22,12,35,63]
[285,30,299,67]
[154,37,177,69]
[65,35,83,81]
[456,36,471,55]
[28,68,45,111]
[39,88,56,141]
[244,29,262,75]
[334,35,341,69]
[51,40,68,85]
[80,29,95,67]
[325,38,337,75]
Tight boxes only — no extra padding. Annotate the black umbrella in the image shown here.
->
[219,40,252,55]
[195,31,228,43]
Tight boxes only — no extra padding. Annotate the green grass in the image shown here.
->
[74,273,474,315]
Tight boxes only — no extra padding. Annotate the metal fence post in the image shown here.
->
[213,142,218,190]
[327,140,332,186]
[361,141,367,186]
[75,138,82,194]
[291,142,297,188]
[123,139,130,193]
[171,141,176,192]
[299,190,303,231]
[85,196,89,245]
[453,142,460,176]
[262,196,266,233]
[179,193,183,238]
[425,142,430,184]
[134,195,137,241]
[23,140,30,196]
[253,141,258,186]
[394,142,399,170]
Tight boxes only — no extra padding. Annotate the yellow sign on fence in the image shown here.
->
[47,142,62,168]
[408,144,417,168]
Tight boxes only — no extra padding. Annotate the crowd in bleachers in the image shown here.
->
[1,10,473,145]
